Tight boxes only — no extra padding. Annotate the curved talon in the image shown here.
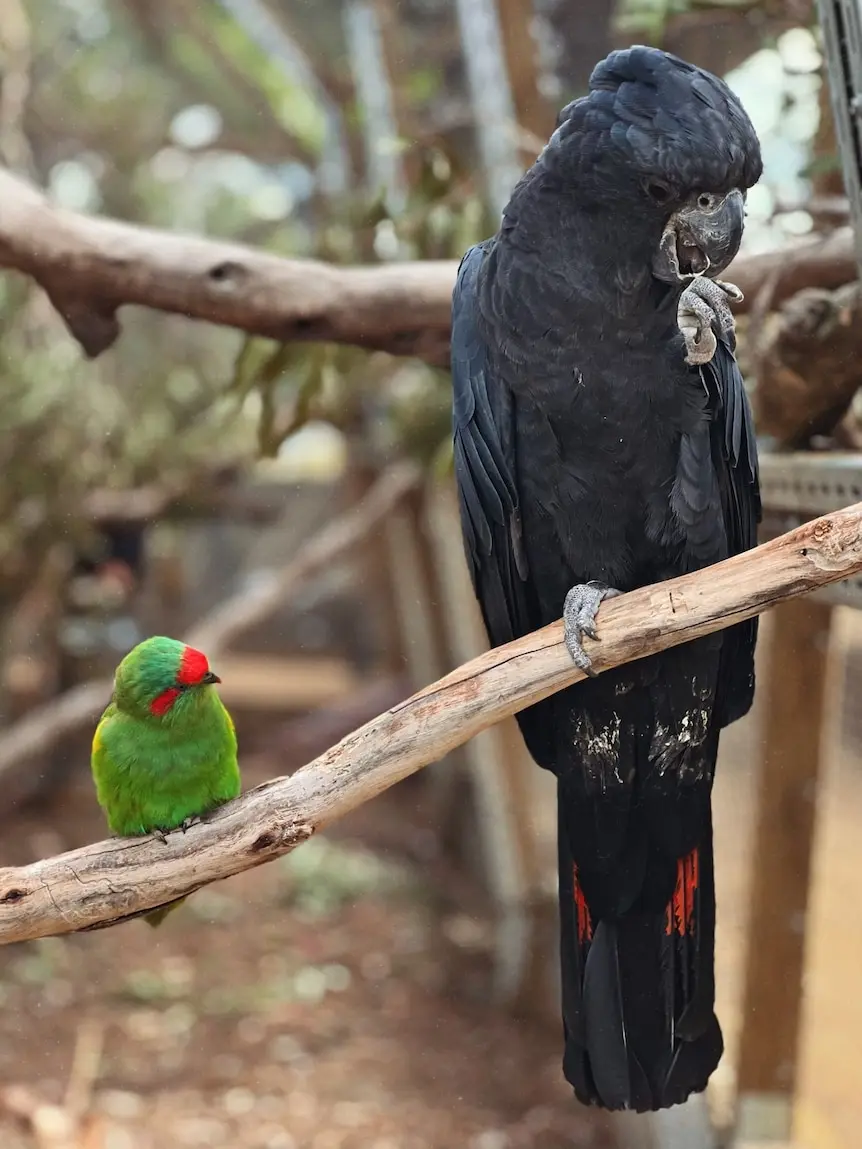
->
[563,581,622,677]
[712,277,744,305]
[152,827,169,845]
[180,816,201,834]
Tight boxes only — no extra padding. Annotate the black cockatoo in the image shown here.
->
[451,46,762,1113]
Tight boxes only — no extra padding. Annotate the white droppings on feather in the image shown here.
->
[573,712,624,790]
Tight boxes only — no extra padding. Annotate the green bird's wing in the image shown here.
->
[91,698,241,837]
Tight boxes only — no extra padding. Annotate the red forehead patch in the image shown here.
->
[178,645,209,686]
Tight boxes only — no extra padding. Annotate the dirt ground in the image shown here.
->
[0,744,611,1149]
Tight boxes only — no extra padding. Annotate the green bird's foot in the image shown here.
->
[151,827,170,845]
[180,815,201,833]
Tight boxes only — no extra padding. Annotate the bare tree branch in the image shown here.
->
[753,281,862,447]
[0,462,419,787]
[729,227,856,312]
[185,462,418,651]
[0,166,852,369]
[2,502,862,945]
[0,167,457,364]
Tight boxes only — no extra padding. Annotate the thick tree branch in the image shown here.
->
[753,281,862,446]
[0,168,457,365]
[729,226,856,309]
[0,167,853,369]
[2,503,862,944]
[0,462,419,787]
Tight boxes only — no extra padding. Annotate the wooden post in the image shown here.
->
[496,0,554,147]
[425,482,547,1005]
[343,457,407,677]
[383,494,447,689]
[1,547,69,809]
[734,598,834,1145]
[382,487,472,808]
[372,0,419,189]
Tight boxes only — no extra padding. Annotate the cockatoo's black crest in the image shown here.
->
[545,45,762,205]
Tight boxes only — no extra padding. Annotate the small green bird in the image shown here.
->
[91,635,240,927]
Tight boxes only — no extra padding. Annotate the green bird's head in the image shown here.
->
[112,636,222,723]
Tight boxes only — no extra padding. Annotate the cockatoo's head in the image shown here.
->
[542,46,761,284]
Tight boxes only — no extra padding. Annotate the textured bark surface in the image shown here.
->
[0,167,457,366]
[3,502,862,945]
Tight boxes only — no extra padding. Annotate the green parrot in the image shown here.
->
[91,635,240,927]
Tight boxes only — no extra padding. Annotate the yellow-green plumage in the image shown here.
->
[91,635,240,927]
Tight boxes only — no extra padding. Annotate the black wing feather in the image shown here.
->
[452,243,535,647]
[701,330,761,727]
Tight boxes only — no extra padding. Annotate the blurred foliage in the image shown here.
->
[1,0,334,607]
[0,268,253,603]
[276,837,421,919]
[233,144,490,464]
[616,0,815,40]
[0,0,489,617]
[0,0,816,630]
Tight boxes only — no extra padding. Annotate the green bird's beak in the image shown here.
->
[201,670,221,685]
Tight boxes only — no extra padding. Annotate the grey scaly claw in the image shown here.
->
[563,581,622,676]
[152,827,169,845]
[678,276,743,365]
[180,816,201,833]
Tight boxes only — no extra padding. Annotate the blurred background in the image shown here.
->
[0,1,859,1148]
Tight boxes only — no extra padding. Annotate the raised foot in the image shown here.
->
[678,276,743,366]
[563,581,621,676]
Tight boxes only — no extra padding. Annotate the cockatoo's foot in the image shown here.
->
[563,581,622,677]
[678,276,743,365]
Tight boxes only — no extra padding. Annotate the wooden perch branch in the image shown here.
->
[0,166,853,369]
[2,502,862,945]
[0,462,419,785]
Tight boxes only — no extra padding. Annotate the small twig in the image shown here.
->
[0,1020,105,1148]
[63,1020,104,1125]
[0,462,419,785]
[1,502,862,945]
[1,544,70,703]
[187,461,418,652]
